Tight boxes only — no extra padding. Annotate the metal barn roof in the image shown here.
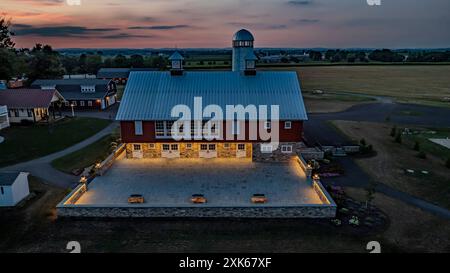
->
[31,79,113,100]
[116,71,308,121]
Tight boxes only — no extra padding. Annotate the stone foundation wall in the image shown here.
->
[126,143,252,159]
[252,142,306,162]
[57,205,336,218]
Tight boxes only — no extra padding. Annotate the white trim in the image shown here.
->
[281,145,293,154]
[285,121,292,129]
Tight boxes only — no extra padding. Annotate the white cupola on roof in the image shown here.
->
[169,51,184,76]
[232,29,257,73]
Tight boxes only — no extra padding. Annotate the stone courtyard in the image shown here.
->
[75,158,324,207]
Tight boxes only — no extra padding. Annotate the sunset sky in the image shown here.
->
[1,0,450,49]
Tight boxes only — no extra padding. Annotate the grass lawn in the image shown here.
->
[331,121,450,209]
[266,65,450,108]
[51,134,118,174]
[403,128,450,161]
[0,117,111,167]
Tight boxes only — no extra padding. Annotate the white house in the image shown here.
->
[0,105,9,130]
[0,172,30,207]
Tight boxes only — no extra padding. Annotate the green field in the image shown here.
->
[51,134,117,174]
[0,117,111,167]
[270,65,450,108]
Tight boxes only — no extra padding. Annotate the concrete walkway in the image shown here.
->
[0,122,119,189]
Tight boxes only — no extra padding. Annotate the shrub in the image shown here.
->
[417,151,427,159]
[395,132,402,144]
[413,141,420,151]
[360,138,367,146]
[390,126,397,137]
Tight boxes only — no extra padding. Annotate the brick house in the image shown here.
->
[116,29,308,161]
[32,79,117,111]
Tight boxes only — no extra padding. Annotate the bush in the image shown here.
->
[413,141,420,151]
[417,151,427,159]
[360,138,367,146]
[446,158,450,169]
[395,132,402,143]
[390,126,397,137]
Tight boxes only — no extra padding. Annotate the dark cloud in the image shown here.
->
[286,0,314,6]
[101,33,156,40]
[13,25,120,37]
[128,25,191,30]
[291,19,320,24]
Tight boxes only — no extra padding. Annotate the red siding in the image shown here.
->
[121,121,304,143]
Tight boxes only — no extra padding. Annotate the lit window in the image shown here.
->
[166,121,174,136]
[281,145,293,154]
[238,144,246,151]
[156,121,165,137]
[80,101,85,107]
[134,121,143,136]
[88,101,93,107]
[285,121,292,129]
[133,144,141,151]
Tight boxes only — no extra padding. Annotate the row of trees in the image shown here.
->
[62,54,168,75]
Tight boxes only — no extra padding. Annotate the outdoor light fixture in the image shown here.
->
[80,176,87,184]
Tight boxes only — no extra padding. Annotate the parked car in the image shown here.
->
[128,194,145,204]
[251,194,268,204]
[191,194,207,204]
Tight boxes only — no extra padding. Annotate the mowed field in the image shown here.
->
[272,65,450,108]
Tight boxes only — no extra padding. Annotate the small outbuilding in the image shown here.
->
[0,172,30,207]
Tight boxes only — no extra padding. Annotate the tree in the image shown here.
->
[27,44,65,83]
[446,158,450,169]
[390,125,397,137]
[369,49,404,62]
[413,141,420,151]
[395,131,402,144]
[0,17,15,49]
[114,54,128,67]
[365,181,377,209]
[0,48,16,80]
[130,54,144,68]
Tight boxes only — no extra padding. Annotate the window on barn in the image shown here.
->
[134,121,143,136]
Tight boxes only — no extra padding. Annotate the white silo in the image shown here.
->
[232,29,255,72]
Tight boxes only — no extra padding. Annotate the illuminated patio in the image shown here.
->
[74,158,324,207]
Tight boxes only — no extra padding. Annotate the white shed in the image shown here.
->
[0,172,30,207]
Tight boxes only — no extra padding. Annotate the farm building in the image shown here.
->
[32,79,118,111]
[97,68,157,84]
[0,89,65,124]
[117,29,308,161]
[0,172,30,207]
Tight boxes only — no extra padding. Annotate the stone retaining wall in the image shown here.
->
[57,205,336,218]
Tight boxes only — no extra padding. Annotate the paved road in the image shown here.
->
[306,102,450,219]
[1,122,119,189]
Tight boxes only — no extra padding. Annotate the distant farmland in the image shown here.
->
[268,65,450,108]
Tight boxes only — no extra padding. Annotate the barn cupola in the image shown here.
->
[232,29,256,73]
[169,51,184,76]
